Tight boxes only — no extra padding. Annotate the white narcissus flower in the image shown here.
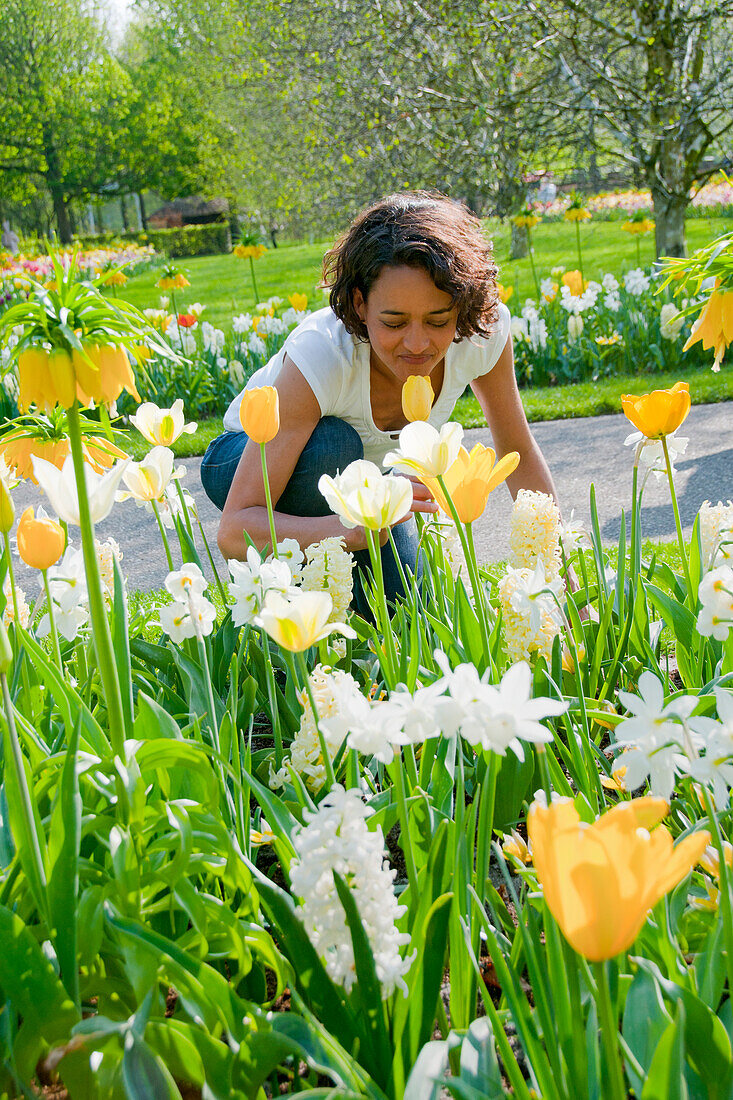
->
[159,595,216,643]
[613,671,699,799]
[275,538,305,580]
[383,421,463,479]
[31,454,130,526]
[228,547,294,626]
[319,460,412,531]
[623,430,688,479]
[118,446,186,505]
[256,589,356,652]
[697,566,733,641]
[130,399,197,447]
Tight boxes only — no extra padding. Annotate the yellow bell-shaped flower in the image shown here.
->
[683,288,733,371]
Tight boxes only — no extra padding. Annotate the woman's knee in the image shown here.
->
[200,431,248,511]
[276,417,364,516]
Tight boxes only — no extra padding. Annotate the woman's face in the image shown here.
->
[354,265,458,383]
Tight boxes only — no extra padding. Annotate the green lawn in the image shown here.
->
[119,217,732,330]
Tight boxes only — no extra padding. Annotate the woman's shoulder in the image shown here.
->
[285,307,356,362]
[451,302,511,379]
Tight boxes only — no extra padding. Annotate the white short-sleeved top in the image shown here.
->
[223,304,511,465]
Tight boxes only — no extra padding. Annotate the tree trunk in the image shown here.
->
[138,192,148,232]
[651,188,688,258]
[120,196,129,231]
[510,223,528,260]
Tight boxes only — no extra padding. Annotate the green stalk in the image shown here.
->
[194,510,227,606]
[700,786,733,1003]
[576,221,584,285]
[387,753,418,894]
[173,476,195,541]
[151,499,175,572]
[293,650,336,790]
[365,528,399,687]
[593,961,626,1100]
[66,402,126,756]
[527,225,541,299]
[636,235,641,268]
[262,640,284,770]
[661,435,692,602]
[436,476,491,658]
[259,442,279,559]
[193,617,236,827]
[2,531,32,702]
[249,257,259,307]
[41,570,63,673]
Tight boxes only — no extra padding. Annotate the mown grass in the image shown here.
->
[120,216,732,330]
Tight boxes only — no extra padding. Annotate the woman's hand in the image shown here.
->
[402,474,439,516]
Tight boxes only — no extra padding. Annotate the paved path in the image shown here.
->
[11,401,733,594]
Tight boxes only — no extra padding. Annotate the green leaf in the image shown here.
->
[111,554,133,736]
[122,1032,182,1100]
[641,1001,688,1100]
[403,1039,450,1100]
[47,716,82,1007]
[623,968,673,1096]
[333,872,392,1086]
[455,1017,504,1097]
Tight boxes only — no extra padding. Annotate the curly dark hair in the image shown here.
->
[323,191,499,342]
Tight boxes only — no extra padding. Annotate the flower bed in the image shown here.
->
[0,246,732,1097]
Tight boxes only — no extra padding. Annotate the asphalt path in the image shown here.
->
[11,401,733,595]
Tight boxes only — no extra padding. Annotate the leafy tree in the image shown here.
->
[0,0,134,242]
[530,0,733,255]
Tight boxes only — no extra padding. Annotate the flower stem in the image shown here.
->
[436,476,491,660]
[151,500,175,572]
[2,531,32,700]
[661,435,692,601]
[294,649,336,790]
[66,402,126,756]
[365,528,399,687]
[527,226,540,299]
[700,786,733,1002]
[593,961,626,1100]
[576,222,584,285]
[41,570,63,672]
[249,257,259,307]
[194,508,227,607]
[259,442,279,559]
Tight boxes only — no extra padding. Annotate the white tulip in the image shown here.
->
[118,446,185,504]
[383,421,463,478]
[319,459,412,531]
[32,454,130,526]
[130,399,197,447]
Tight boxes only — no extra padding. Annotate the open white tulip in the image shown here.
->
[256,589,356,652]
[130,399,197,447]
[31,454,130,526]
[383,421,464,479]
[117,446,186,504]
[319,459,412,530]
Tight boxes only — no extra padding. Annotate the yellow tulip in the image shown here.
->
[288,292,308,312]
[561,270,585,297]
[620,380,691,439]
[401,375,434,422]
[527,796,709,961]
[421,444,520,523]
[496,282,514,304]
[16,506,65,571]
[683,288,733,371]
[239,386,280,444]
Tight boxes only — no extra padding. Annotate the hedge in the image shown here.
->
[73,223,232,257]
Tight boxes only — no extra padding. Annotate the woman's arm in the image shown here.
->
[217,355,367,560]
[470,334,560,506]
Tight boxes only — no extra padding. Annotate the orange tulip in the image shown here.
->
[16,506,65,570]
[421,444,520,523]
[239,385,280,443]
[683,288,733,371]
[401,375,434,422]
[528,796,709,961]
[621,380,691,439]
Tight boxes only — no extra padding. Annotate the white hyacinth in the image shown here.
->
[497,561,564,664]
[270,664,356,792]
[567,314,584,343]
[300,536,355,623]
[659,303,685,341]
[508,489,562,579]
[624,268,651,296]
[289,785,414,997]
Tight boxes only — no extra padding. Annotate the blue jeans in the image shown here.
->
[200,416,420,616]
